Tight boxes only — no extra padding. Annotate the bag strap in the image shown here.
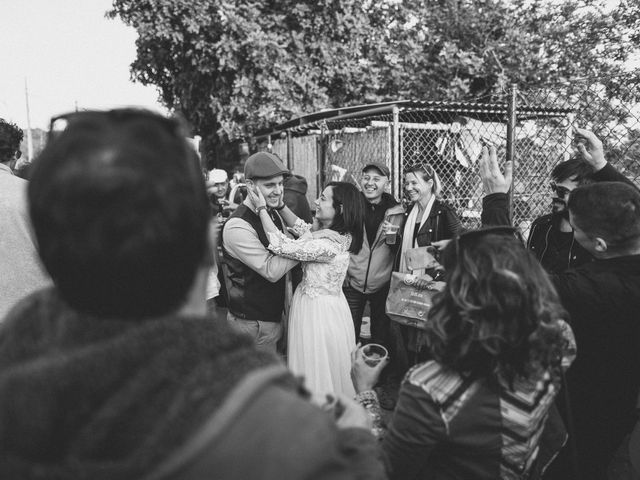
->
[143,364,292,480]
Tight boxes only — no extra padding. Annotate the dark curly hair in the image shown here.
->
[425,232,567,386]
[0,118,24,164]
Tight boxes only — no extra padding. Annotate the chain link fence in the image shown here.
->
[511,79,640,237]
[255,77,640,239]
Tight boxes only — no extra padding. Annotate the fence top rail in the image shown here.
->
[253,100,574,140]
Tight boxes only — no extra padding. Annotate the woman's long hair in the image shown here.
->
[325,181,364,254]
[425,233,567,385]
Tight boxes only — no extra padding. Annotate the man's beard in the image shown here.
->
[551,198,570,219]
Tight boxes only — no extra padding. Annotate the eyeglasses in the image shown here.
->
[454,225,519,258]
[549,182,572,199]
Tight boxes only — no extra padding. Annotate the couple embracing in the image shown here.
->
[220,152,364,399]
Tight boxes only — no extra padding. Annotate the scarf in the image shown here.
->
[400,195,436,275]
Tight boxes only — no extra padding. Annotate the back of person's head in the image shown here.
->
[568,181,640,255]
[325,181,365,254]
[427,232,566,383]
[29,109,210,318]
[0,118,24,165]
[551,156,593,185]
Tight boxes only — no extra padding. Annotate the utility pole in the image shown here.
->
[24,78,33,162]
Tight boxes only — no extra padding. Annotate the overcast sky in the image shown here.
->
[0,0,165,130]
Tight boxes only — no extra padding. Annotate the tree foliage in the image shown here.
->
[109,0,639,164]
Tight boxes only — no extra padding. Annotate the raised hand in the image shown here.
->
[574,127,606,171]
[479,145,512,194]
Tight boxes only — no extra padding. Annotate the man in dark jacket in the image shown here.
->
[0,110,385,480]
[479,134,640,480]
[527,128,633,273]
[527,157,594,273]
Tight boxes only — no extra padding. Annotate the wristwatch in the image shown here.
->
[273,204,286,211]
[256,205,267,213]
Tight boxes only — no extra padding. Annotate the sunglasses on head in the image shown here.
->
[48,108,184,143]
[549,182,572,199]
[47,108,202,183]
[421,163,435,181]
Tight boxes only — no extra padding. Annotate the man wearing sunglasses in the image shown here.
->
[527,158,594,273]
[480,135,640,480]
[527,128,633,274]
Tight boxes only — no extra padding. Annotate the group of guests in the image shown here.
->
[0,109,638,480]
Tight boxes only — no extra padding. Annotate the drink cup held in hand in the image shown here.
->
[361,343,388,367]
[384,224,400,245]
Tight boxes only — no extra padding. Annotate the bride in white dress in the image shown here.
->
[247,181,365,398]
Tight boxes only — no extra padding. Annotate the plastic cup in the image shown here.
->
[384,224,400,245]
[361,343,389,367]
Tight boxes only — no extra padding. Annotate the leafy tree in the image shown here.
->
[109,0,639,166]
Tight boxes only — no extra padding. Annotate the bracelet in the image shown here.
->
[355,390,379,408]
[256,206,267,213]
[273,204,286,211]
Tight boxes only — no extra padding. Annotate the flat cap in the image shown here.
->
[244,152,289,180]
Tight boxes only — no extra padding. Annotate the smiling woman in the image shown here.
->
[393,163,462,368]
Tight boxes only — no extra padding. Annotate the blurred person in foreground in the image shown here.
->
[480,138,640,480]
[0,109,385,480]
[0,118,49,321]
[351,228,576,479]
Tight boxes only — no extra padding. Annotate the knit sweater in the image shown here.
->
[0,288,385,480]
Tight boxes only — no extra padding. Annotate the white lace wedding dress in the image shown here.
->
[268,221,356,398]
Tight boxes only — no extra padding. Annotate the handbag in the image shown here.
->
[385,272,435,330]
[405,246,440,271]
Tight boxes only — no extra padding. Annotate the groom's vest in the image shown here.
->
[220,205,286,322]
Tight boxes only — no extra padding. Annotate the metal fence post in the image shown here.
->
[506,84,517,223]
[564,113,576,162]
[286,131,292,170]
[392,106,401,199]
[318,124,326,193]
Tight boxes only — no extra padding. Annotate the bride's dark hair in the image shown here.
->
[325,181,364,254]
